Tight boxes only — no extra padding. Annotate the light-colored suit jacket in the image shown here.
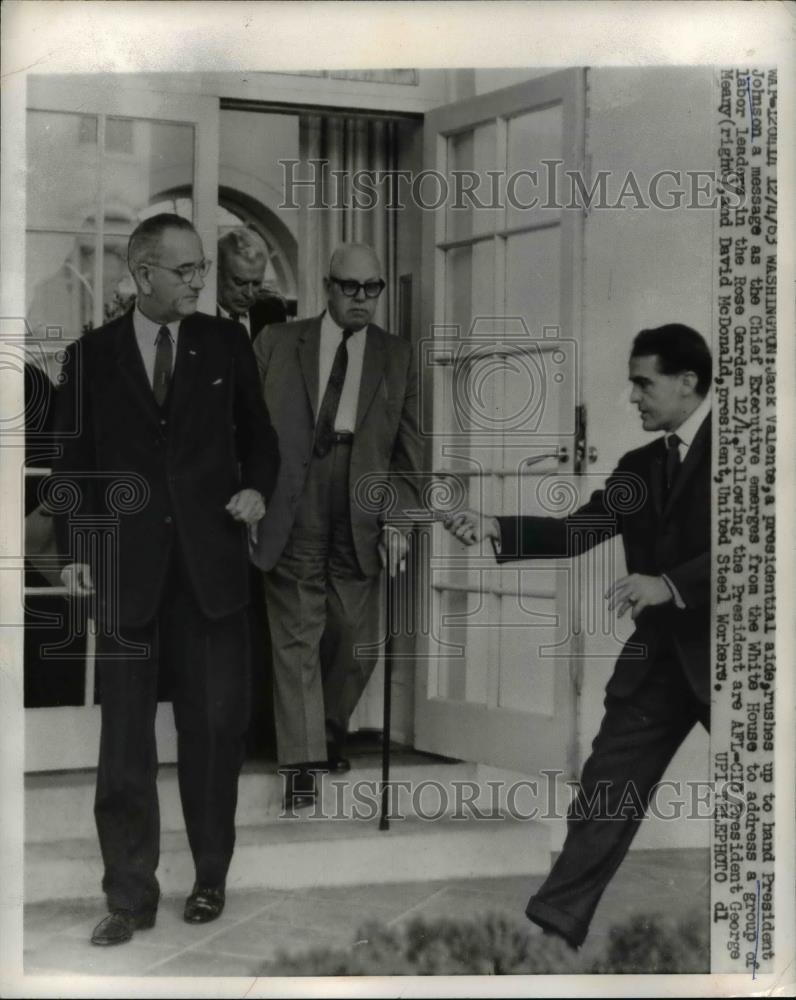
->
[250,315,423,575]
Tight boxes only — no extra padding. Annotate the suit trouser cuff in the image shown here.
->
[525,896,588,949]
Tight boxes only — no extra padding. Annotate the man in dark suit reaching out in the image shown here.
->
[53,214,279,945]
[445,324,711,949]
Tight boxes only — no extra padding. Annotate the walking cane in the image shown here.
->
[379,564,395,831]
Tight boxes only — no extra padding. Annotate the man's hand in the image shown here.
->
[61,562,95,597]
[606,573,672,620]
[378,525,408,578]
[226,489,265,526]
[443,509,499,547]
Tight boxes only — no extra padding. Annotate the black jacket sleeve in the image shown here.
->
[494,460,640,563]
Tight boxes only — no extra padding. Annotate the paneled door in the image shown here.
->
[415,70,587,777]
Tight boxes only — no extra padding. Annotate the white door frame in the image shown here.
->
[414,69,587,778]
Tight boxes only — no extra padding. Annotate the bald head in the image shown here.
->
[329,243,381,277]
[324,243,384,331]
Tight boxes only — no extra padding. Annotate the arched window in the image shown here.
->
[146,188,298,309]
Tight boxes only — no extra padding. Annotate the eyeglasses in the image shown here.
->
[328,276,385,299]
[144,259,212,283]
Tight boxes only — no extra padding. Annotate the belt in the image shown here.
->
[330,431,354,445]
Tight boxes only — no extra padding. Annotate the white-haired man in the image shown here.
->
[217,227,287,339]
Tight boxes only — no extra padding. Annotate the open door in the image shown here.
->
[415,70,586,778]
[23,75,219,770]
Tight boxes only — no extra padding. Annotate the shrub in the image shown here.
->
[261,911,583,976]
[260,907,709,977]
[589,910,710,974]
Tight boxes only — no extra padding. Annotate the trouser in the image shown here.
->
[94,549,250,912]
[263,439,381,765]
[526,659,710,947]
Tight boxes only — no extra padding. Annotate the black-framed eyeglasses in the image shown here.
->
[145,259,212,283]
[328,276,385,299]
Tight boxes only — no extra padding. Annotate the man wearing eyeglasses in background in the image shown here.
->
[251,243,422,809]
[53,214,279,945]
[216,226,288,340]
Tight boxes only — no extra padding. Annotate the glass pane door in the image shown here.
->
[416,70,586,776]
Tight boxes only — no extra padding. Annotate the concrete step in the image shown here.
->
[25,754,482,842]
[25,812,551,903]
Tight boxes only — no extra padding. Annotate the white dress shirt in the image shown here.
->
[317,310,367,432]
[133,304,180,388]
[665,392,712,462]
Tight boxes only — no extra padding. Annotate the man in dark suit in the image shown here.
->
[250,243,422,807]
[217,227,287,339]
[445,324,711,948]
[53,214,279,945]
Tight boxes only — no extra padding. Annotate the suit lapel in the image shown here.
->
[115,311,161,426]
[355,325,387,431]
[664,414,710,515]
[649,443,665,518]
[297,317,322,419]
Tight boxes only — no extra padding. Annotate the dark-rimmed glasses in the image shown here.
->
[328,276,385,299]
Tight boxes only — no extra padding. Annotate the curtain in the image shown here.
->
[297,115,397,331]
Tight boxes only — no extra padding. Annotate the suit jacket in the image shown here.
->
[250,315,423,575]
[52,309,279,627]
[250,296,288,337]
[217,296,288,342]
[496,415,711,705]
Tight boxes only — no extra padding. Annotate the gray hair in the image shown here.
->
[128,213,196,273]
[218,227,267,267]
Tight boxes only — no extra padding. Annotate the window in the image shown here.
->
[26,110,195,352]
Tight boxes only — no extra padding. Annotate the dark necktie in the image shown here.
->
[664,433,682,494]
[229,312,241,323]
[314,328,354,457]
[152,325,173,407]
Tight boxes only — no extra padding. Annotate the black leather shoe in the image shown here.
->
[281,765,318,810]
[326,743,351,773]
[91,906,156,946]
[184,884,225,924]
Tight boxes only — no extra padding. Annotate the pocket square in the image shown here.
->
[211,377,224,386]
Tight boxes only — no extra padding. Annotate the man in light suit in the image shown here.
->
[217,227,287,339]
[53,214,279,944]
[251,243,422,807]
[446,324,711,949]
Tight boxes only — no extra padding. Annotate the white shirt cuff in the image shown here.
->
[662,573,686,609]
